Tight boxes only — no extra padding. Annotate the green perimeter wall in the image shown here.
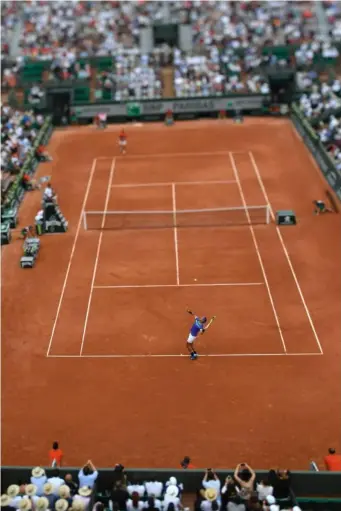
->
[1,467,341,498]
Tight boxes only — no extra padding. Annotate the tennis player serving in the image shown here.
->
[186,308,216,360]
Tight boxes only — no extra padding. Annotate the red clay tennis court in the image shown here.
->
[2,118,341,469]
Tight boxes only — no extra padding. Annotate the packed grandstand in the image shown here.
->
[1,1,341,509]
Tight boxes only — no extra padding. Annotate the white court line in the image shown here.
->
[97,150,236,160]
[172,183,180,286]
[248,151,324,354]
[93,282,264,289]
[46,158,98,357]
[79,158,116,356]
[111,180,236,188]
[48,352,323,359]
[229,152,288,354]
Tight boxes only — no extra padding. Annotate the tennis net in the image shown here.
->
[83,205,270,230]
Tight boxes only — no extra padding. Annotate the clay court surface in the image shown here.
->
[2,118,341,469]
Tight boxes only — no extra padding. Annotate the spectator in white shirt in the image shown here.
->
[127,483,145,498]
[162,486,183,511]
[7,485,22,509]
[144,479,163,498]
[127,492,144,511]
[25,484,39,505]
[256,479,274,501]
[200,489,219,511]
[73,487,92,511]
[201,470,221,500]
[165,477,183,495]
[78,460,98,489]
[47,469,65,496]
[31,467,47,496]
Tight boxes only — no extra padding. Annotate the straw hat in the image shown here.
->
[43,483,54,496]
[78,487,92,498]
[7,486,19,498]
[32,467,45,478]
[55,499,69,511]
[165,485,179,498]
[204,488,217,502]
[36,498,49,511]
[25,485,37,497]
[19,500,32,511]
[1,495,11,507]
[59,486,70,499]
[72,501,84,511]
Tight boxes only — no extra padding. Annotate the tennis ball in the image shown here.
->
[194,278,197,282]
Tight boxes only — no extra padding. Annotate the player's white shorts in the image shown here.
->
[187,333,197,344]
[119,140,127,146]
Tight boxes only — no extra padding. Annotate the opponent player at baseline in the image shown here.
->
[118,129,127,155]
[186,308,216,360]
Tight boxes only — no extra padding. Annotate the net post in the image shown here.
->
[83,211,87,230]
[266,205,270,224]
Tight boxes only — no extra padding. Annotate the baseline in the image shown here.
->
[248,151,323,354]
[49,352,323,359]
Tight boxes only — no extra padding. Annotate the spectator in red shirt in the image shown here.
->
[324,448,341,471]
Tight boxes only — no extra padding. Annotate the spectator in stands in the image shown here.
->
[144,496,162,511]
[28,84,45,106]
[262,495,279,511]
[162,486,183,511]
[127,482,145,498]
[78,460,98,489]
[200,489,219,511]
[48,441,63,467]
[256,479,273,501]
[7,485,26,508]
[221,476,239,510]
[165,478,183,495]
[144,479,163,498]
[31,468,47,496]
[267,470,292,500]
[201,470,221,501]
[42,483,56,509]
[47,469,65,496]
[0,494,16,511]
[58,486,72,506]
[73,488,92,511]
[25,484,39,506]
[55,499,69,511]
[126,492,144,511]
[246,495,262,511]
[233,463,256,501]
[111,481,129,511]
[112,465,127,488]
[19,500,31,511]
[64,474,78,496]
[324,447,341,471]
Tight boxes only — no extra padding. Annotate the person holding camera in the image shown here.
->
[201,469,221,503]
[233,463,256,500]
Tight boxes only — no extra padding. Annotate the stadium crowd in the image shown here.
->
[1,459,304,511]
[2,1,341,99]
[1,106,47,203]
[299,79,341,170]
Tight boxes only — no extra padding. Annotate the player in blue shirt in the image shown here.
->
[186,308,216,360]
